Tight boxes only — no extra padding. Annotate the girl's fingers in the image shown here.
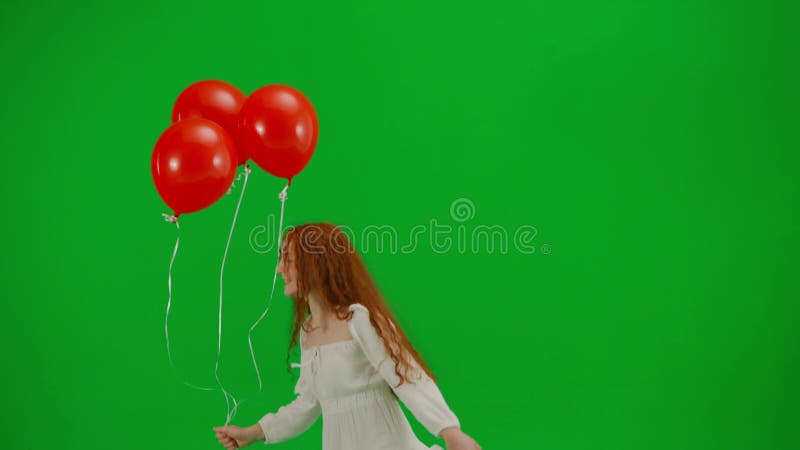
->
[213,429,237,449]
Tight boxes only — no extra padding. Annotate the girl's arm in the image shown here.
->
[347,303,461,439]
[256,349,321,444]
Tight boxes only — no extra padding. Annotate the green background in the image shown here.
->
[2,0,797,449]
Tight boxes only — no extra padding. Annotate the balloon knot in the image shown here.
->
[227,165,251,195]
[278,187,288,202]
[162,213,178,224]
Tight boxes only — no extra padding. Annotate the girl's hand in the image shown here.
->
[442,427,482,450]
[213,425,258,449]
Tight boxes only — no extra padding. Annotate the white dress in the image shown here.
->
[258,303,461,449]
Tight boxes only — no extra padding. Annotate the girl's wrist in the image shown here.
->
[440,426,461,440]
[248,423,265,441]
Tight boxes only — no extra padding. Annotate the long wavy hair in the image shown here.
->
[281,222,437,387]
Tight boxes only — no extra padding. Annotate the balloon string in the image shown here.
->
[163,213,216,392]
[248,183,289,392]
[216,163,252,426]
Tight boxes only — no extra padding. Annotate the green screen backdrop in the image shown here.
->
[2,1,797,449]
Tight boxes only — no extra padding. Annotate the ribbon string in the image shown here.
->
[216,163,252,425]
[248,183,289,392]
[163,213,216,392]
[163,167,287,425]
[162,163,255,427]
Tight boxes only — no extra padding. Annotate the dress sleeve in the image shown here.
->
[257,329,321,444]
[347,303,461,438]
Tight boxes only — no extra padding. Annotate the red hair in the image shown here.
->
[281,222,437,387]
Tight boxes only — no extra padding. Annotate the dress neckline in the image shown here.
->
[300,316,355,352]
[301,339,355,353]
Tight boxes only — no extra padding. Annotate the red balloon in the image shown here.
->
[151,118,237,217]
[172,80,248,165]
[238,84,319,183]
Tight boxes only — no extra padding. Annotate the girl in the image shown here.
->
[214,223,481,450]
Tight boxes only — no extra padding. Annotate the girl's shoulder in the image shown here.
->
[348,302,369,315]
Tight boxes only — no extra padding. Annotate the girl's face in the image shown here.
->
[276,242,298,297]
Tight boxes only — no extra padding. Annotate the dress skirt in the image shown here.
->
[321,383,443,450]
